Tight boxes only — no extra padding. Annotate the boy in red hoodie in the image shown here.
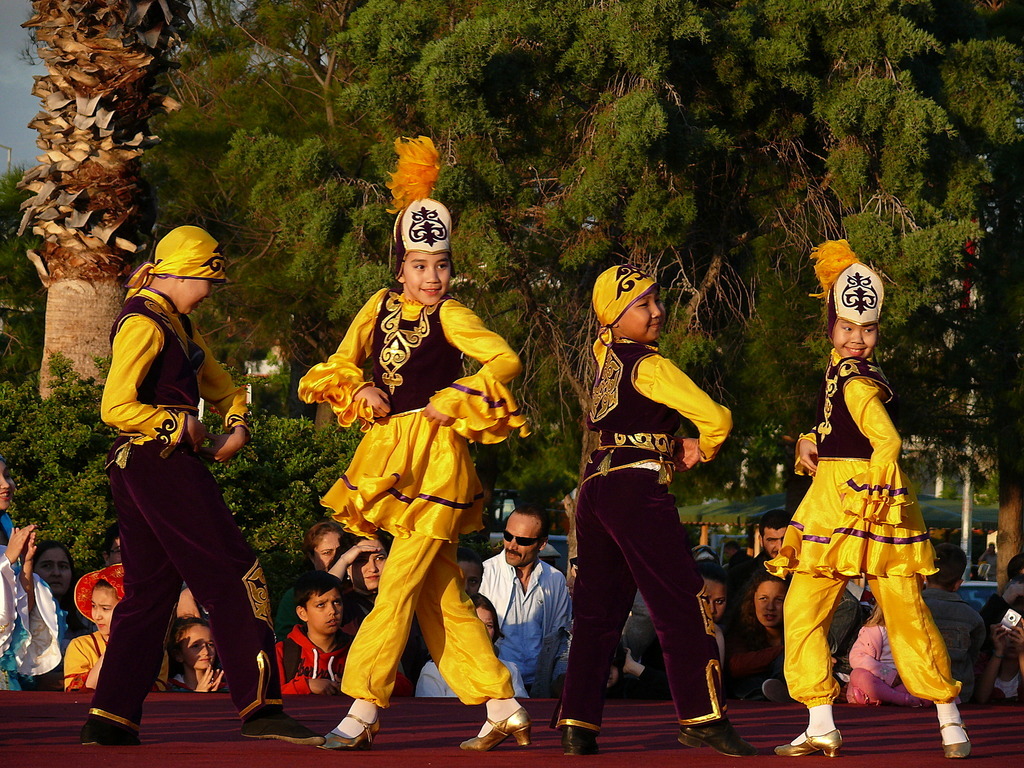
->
[276,571,414,696]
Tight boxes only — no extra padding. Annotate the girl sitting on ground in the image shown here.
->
[167,616,227,692]
[847,602,926,706]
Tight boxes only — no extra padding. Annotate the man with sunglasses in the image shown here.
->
[480,507,571,697]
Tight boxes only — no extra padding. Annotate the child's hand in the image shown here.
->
[991,624,1011,655]
[199,426,249,463]
[195,667,225,692]
[673,438,700,472]
[796,439,819,475]
[423,403,455,427]
[355,387,391,418]
[4,524,36,565]
[308,678,340,696]
[184,414,208,450]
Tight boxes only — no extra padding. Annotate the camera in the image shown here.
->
[1000,608,1022,630]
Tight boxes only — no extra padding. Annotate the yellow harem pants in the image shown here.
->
[341,531,514,707]
[783,572,960,707]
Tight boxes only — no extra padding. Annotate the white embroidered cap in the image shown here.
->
[832,262,884,326]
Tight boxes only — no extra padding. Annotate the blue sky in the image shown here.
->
[0,1,48,173]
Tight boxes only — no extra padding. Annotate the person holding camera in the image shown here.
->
[974,612,1024,703]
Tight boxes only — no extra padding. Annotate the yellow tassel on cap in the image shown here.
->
[386,136,441,213]
[809,239,859,298]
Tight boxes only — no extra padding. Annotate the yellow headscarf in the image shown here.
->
[126,226,226,298]
[591,265,657,372]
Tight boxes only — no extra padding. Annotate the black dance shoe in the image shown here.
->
[678,719,757,757]
[562,725,599,755]
[241,711,326,746]
[80,718,140,746]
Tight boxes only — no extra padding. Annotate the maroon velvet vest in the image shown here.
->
[589,342,680,435]
[371,291,463,415]
[815,356,896,460]
[111,292,204,412]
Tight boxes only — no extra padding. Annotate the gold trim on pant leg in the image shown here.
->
[697,585,716,637]
[239,650,279,719]
[678,660,726,725]
[556,719,601,732]
[88,708,140,732]
[242,560,273,628]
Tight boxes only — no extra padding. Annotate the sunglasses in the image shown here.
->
[503,530,540,547]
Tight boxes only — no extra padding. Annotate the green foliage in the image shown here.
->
[0,361,359,596]
[0,167,44,381]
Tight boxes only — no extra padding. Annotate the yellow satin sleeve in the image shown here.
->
[633,355,732,461]
[296,288,385,428]
[430,300,528,443]
[841,376,913,525]
[101,314,187,448]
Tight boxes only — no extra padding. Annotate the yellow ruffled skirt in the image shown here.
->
[768,458,937,579]
[322,410,485,542]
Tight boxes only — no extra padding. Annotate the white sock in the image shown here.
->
[477,698,521,737]
[795,704,835,743]
[331,699,378,738]
[935,702,966,745]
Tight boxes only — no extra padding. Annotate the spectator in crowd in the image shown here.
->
[31,540,91,640]
[64,565,124,691]
[2,523,62,690]
[417,594,528,698]
[722,540,750,569]
[977,543,997,581]
[726,509,790,604]
[275,571,384,697]
[978,552,1024,644]
[457,547,484,597]
[699,561,728,664]
[922,543,985,702]
[480,506,571,697]
[100,523,121,567]
[725,571,788,701]
[974,620,1024,703]
[167,617,226,692]
[272,519,381,639]
[846,603,926,707]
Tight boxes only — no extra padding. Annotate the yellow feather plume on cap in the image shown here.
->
[809,239,859,298]
[386,136,441,213]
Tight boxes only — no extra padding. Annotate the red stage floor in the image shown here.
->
[1,692,1019,766]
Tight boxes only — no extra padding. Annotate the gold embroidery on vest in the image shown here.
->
[378,292,436,394]
[590,351,622,422]
[242,561,272,628]
[816,364,838,438]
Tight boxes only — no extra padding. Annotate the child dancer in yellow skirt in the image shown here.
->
[767,240,968,759]
[299,137,529,751]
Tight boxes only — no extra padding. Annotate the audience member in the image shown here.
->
[479,506,571,697]
[922,543,985,702]
[100,523,121,566]
[726,509,790,604]
[846,603,926,707]
[691,545,719,564]
[65,565,126,691]
[699,561,728,664]
[978,552,1024,646]
[974,620,1023,703]
[457,547,484,597]
[977,543,997,581]
[32,540,91,641]
[2,523,62,689]
[277,571,367,696]
[417,594,528,698]
[725,571,788,701]
[167,617,227,692]
[723,540,750,569]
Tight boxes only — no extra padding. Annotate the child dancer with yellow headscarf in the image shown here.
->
[555,265,755,757]
[299,137,530,751]
[767,240,967,759]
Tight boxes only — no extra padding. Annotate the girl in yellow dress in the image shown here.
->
[299,137,529,751]
[767,240,968,759]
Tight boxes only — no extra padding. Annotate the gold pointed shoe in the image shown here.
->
[459,707,532,751]
[940,722,970,759]
[774,730,842,757]
[319,715,379,750]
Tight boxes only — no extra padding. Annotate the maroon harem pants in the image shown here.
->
[88,438,282,733]
[557,466,725,730]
